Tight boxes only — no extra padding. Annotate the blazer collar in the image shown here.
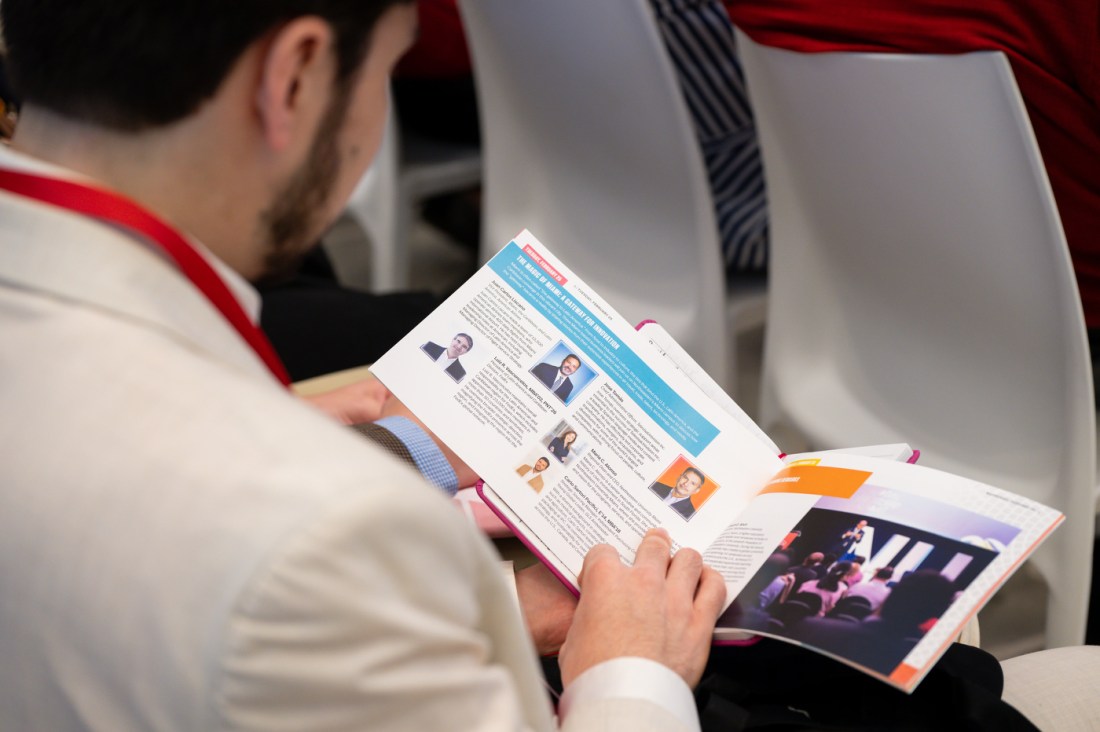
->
[0,147,277,385]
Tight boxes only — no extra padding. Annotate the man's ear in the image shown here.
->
[254,17,335,151]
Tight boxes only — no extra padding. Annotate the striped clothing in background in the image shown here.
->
[650,0,768,274]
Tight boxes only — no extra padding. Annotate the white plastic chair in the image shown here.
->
[458,0,766,395]
[332,97,482,293]
[1001,646,1100,729]
[736,30,1096,648]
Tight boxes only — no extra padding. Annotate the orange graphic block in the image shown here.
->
[758,464,871,499]
[888,663,920,688]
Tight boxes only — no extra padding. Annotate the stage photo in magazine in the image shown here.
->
[722,483,1018,677]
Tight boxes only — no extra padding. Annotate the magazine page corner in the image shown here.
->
[705,453,1060,690]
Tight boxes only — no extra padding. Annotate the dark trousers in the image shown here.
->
[543,640,1037,731]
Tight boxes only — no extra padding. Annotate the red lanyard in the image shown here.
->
[0,167,291,387]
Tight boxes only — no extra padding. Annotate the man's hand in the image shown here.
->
[515,563,578,655]
[378,393,479,488]
[558,528,726,688]
[301,378,390,425]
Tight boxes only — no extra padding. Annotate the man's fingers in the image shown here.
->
[668,551,727,637]
[366,379,392,401]
[693,565,728,621]
[577,543,622,589]
[632,528,673,573]
[565,536,726,689]
[666,547,705,597]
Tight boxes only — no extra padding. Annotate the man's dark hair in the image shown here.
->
[817,560,853,593]
[879,570,954,629]
[681,467,705,487]
[874,566,895,581]
[0,0,412,131]
[562,354,581,367]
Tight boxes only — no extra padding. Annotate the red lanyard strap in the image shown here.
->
[0,167,291,387]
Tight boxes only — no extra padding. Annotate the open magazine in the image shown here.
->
[370,229,1062,693]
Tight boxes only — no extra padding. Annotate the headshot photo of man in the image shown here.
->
[516,456,551,493]
[421,332,473,383]
[531,353,581,402]
[649,466,708,520]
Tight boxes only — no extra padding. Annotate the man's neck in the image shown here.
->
[10,105,264,278]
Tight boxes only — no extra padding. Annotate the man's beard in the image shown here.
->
[255,85,352,283]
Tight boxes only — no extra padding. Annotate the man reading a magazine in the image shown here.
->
[0,1,728,729]
[0,0,1062,728]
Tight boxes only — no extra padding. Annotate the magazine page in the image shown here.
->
[705,453,1062,692]
[784,444,917,464]
[631,323,914,465]
[370,230,784,590]
[635,320,780,454]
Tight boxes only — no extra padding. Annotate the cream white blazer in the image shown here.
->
[0,152,691,731]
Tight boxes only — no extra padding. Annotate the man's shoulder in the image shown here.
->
[531,362,556,385]
[848,582,885,597]
[0,349,472,728]
[5,299,436,517]
[673,498,695,517]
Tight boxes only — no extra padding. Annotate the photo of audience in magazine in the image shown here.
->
[722,483,1018,676]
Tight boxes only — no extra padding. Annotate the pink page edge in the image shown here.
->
[475,480,580,598]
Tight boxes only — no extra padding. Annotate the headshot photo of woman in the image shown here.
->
[547,429,577,463]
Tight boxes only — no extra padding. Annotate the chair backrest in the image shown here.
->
[829,595,874,621]
[773,592,823,625]
[737,29,1095,647]
[336,94,481,293]
[333,99,400,291]
[458,0,730,381]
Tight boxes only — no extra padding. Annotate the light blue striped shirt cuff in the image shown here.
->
[373,416,459,496]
